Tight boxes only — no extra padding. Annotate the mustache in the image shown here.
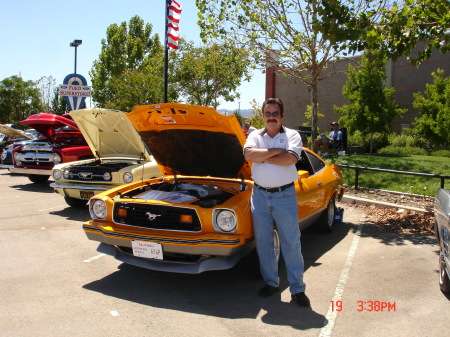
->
[267,119,278,123]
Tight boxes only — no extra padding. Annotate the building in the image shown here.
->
[266,43,450,134]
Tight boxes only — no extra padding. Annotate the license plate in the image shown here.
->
[132,241,163,260]
[80,191,94,200]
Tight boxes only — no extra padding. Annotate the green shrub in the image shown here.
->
[347,131,389,152]
[378,145,428,156]
[387,133,428,149]
[430,150,450,158]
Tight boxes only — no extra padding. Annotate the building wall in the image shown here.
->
[269,44,450,134]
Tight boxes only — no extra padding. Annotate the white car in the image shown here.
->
[51,109,161,207]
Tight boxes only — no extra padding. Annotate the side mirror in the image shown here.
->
[297,170,309,181]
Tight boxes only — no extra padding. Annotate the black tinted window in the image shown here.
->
[306,151,326,173]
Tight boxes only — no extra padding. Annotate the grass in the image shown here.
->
[325,153,450,196]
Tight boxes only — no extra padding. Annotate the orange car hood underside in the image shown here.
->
[126,103,252,180]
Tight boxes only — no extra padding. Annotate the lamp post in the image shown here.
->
[69,39,82,74]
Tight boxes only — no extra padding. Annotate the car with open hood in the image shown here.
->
[9,113,93,183]
[50,109,161,207]
[83,103,344,274]
[0,126,41,168]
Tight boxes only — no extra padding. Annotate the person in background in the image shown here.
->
[243,97,310,307]
[243,120,256,137]
[313,121,343,157]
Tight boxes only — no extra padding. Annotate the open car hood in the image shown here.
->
[126,103,251,179]
[0,125,32,140]
[70,108,150,161]
[19,113,79,141]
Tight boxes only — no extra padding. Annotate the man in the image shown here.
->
[243,98,310,307]
[313,121,343,157]
[243,120,256,137]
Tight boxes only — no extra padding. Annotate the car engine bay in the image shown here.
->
[120,179,248,208]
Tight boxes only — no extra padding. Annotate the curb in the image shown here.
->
[340,195,433,215]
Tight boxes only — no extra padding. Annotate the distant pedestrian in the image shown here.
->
[313,121,342,157]
[243,120,256,137]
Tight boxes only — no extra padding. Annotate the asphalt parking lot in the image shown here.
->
[0,170,449,337]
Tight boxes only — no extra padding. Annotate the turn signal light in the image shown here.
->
[117,208,127,217]
[179,214,193,224]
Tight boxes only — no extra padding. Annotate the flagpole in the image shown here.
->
[163,0,169,103]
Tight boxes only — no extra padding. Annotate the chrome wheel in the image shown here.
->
[273,227,281,263]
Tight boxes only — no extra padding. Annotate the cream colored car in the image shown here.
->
[51,109,161,207]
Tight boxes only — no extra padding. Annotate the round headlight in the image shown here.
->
[1,151,6,161]
[103,172,111,181]
[53,169,62,180]
[215,210,237,232]
[90,199,107,220]
[63,169,70,179]
[52,153,61,164]
[123,172,133,183]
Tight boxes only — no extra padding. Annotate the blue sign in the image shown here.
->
[62,74,89,111]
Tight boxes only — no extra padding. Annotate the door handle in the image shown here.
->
[317,181,323,185]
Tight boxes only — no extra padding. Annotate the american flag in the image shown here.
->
[167,0,182,50]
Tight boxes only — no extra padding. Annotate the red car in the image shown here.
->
[9,113,93,183]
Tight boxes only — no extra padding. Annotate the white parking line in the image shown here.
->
[83,253,106,263]
[319,223,364,337]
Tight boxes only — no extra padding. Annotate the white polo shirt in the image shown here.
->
[243,126,302,188]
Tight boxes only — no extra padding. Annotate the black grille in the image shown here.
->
[66,162,130,182]
[66,167,111,181]
[113,202,202,232]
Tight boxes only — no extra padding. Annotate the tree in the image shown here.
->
[411,69,450,148]
[335,50,406,153]
[0,76,43,124]
[37,76,57,112]
[173,41,251,108]
[196,0,355,141]
[51,88,71,115]
[312,0,450,65]
[247,99,265,129]
[90,15,176,111]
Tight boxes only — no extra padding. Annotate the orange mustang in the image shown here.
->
[83,103,344,274]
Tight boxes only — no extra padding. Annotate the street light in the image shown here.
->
[70,39,82,74]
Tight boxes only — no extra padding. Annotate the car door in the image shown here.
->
[295,151,328,220]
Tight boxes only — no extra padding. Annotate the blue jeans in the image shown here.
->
[251,185,306,294]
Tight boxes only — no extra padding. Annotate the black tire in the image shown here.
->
[28,175,50,183]
[439,254,450,294]
[64,196,88,208]
[315,198,336,233]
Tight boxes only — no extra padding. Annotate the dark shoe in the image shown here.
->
[291,292,311,307]
[259,284,280,297]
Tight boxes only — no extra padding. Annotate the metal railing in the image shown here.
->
[339,164,450,189]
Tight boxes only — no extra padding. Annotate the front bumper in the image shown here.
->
[8,167,52,175]
[96,242,254,274]
[51,182,111,199]
[84,221,255,274]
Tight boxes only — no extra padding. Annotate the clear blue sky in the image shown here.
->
[0,0,264,111]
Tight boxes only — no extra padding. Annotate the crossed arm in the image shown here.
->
[244,148,298,166]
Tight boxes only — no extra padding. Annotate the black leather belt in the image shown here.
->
[254,182,294,193]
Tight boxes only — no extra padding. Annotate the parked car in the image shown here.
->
[0,125,32,152]
[51,109,161,207]
[434,187,450,294]
[9,113,93,183]
[83,103,344,274]
[0,126,41,168]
